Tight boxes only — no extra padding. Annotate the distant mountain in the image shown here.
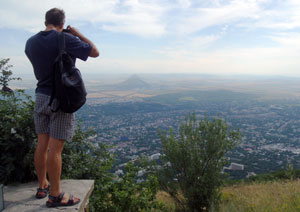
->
[115,74,151,90]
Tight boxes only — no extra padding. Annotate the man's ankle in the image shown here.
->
[39,181,49,189]
[49,191,61,197]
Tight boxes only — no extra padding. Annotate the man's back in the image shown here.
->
[25,30,59,95]
[25,30,92,95]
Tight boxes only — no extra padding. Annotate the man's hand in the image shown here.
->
[66,25,99,58]
[66,25,81,37]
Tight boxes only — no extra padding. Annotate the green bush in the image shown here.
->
[159,113,241,212]
[62,122,113,180]
[90,161,166,212]
[0,58,36,184]
[247,164,300,183]
[60,123,166,211]
[64,124,166,211]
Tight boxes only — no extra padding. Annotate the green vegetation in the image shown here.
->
[61,122,165,212]
[91,161,166,212]
[220,168,300,212]
[225,164,300,186]
[157,178,300,212]
[62,123,113,180]
[156,167,300,212]
[158,113,241,212]
[0,58,36,184]
[220,180,300,212]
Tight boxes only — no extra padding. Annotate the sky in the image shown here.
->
[1,0,300,77]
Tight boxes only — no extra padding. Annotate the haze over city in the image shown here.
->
[1,0,300,77]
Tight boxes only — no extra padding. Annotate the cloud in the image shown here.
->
[171,0,263,35]
[1,0,299,37]
[2,0,300,77]
[0,0,166,37]
[154,34,222,59]
[74,30,300,76]
[149,31,300,76]
[236,0,300,31]
[0,0,300,36]
[80,47,299,76]
[269,33,300,47]
[100,0,165,37]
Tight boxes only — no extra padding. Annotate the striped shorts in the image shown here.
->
[34,93,75,141]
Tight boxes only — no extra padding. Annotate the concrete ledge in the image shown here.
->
[3,180,94,212]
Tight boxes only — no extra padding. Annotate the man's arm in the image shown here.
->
[66,25,99,58]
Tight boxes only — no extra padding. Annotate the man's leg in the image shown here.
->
[47,137,64,197]
[47,137,80,204]
[34,133,50,189]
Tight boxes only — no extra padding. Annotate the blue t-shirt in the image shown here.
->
[25,30,92,95]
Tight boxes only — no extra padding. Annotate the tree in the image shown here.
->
[0,58,36,184]
[159,113,241,212]
[0,58,20,90]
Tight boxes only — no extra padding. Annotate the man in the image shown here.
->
[25,8,99,207]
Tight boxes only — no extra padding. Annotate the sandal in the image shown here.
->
[35,185,50,199]
[46,192,80,208]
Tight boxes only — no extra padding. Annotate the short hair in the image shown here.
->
[45,8,65,26]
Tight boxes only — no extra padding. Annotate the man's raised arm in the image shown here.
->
[67,25,99,58]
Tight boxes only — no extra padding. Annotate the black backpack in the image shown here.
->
[49,32,87,113]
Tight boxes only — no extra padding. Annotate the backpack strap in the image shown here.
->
[48,66,60,112]
[58,31,66,52]
[48,32,66,112]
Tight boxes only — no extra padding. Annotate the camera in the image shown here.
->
[62,29,70,33]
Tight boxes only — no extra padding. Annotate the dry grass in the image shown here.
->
[156,180,300,212]
[220,179,300,212]
[156,191,176,211]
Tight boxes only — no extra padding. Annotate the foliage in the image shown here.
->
[0,58,36,184]
[0,58,21,88]
[63,125,166,211]
[158,113,241,212]
[245,164,300,183]
[61,120,166,211]
[62,122,113,180]
[90,161,167,212]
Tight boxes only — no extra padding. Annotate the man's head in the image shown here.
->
[45,8,65,29]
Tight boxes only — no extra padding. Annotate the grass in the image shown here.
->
[220,179,300,212]
[156,191,176,211]
[157,179,300,212]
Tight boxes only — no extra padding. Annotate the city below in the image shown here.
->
[17,73,300,179]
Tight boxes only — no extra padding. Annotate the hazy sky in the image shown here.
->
[1,0,300,77]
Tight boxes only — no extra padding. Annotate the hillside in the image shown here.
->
[157,168,300,211]
[221,179,300,212]
[157,179,300,212]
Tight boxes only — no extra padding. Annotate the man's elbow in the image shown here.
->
[90,48,99,58]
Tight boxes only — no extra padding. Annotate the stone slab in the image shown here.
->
[3,180,94,212]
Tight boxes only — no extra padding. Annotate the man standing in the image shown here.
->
[25,8,99,207]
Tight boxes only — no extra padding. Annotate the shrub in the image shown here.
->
[62,122,113,180]
[159,113,241,212]
[0,58,36,184]
[90,161,166,212]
